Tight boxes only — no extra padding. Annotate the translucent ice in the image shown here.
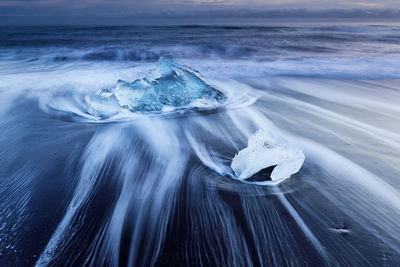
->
[231,130,305,183]
[85,93,120,118]
[85,59,226,118]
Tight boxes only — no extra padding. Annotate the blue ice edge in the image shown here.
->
[85,58,227,119]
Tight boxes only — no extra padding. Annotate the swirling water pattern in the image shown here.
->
[0,25,400,266]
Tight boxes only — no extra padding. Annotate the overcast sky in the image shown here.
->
[1,0,400,24]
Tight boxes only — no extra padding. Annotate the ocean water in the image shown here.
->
[0,24,400,266]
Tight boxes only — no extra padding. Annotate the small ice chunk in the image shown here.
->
[231,130,305,182]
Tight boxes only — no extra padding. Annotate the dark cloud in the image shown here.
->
[1,0,400,24]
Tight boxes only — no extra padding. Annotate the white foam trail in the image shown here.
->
[125,119,188,267]
[35,118,190,266]
[183,98,400,264]
[35,126,126,266]
[298,137,400,253]
[183,163,254,266]
[2,67,397,266]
